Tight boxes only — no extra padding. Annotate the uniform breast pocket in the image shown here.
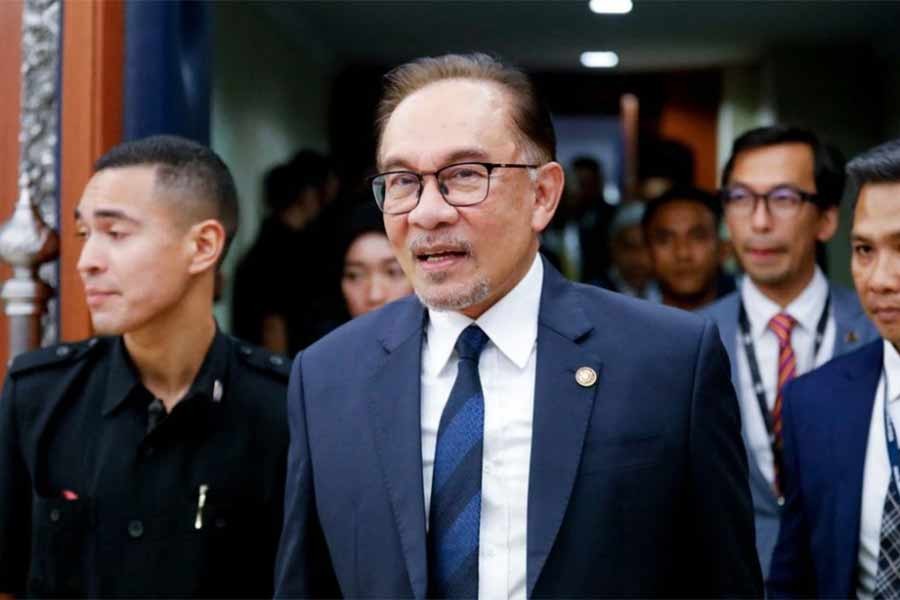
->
[578,434,665,476]
[115,498,259,597]
[29,494,91,595]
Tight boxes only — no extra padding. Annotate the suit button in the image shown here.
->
[49,508,61,522]
[128,520,144,539]
[215,516,226,529]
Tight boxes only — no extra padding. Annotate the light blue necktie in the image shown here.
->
[427,324,489,599]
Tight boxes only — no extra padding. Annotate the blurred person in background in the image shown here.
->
[232,149,334,355]
[702,125,878,581]
[639,137,696,200]
[339,202,413,318]
[642,185,735,310]
[596,201,660,301]
[542,156,615,282]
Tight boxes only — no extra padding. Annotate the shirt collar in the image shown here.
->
[883,339,900,405]
[102,336,142,415]
[426,253,543,371]
[740,267,829,341]
[102,326,231,417]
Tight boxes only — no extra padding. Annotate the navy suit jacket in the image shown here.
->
[700,284,877,579]
[768,340,884,598]
[274,260,763,598]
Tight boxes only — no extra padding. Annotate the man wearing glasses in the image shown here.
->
[274,53,761,598]
[702,125,878,582]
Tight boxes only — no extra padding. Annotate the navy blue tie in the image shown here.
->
[428,324,490,599]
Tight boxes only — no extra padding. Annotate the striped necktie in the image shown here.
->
[428,324,489,599]
[876,477,900,598]
[769,312,797,498]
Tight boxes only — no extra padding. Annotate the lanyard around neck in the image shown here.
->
[737,294,831,443]
[883,368,900,491]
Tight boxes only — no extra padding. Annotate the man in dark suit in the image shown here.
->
[768,138,900,597]
[701,126,878,580]
[274,52,762,599]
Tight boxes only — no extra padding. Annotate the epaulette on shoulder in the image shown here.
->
[8,337,105,376]
[233,339,291,381]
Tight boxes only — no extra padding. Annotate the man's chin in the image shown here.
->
[414,279,491,313]
[89,317,124,337]
[744,266,789,287]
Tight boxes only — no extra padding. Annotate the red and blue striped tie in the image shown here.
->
[428,325,489,599]
[769,312,797,498]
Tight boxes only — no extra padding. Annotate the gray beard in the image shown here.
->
[415,277,491,312]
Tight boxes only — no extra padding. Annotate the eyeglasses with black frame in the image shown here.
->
[719,184,821,219]
[370,161,540,215]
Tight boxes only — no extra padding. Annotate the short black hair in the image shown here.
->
[339,201,388,265]
[94,135,239,261]
[263,150,333,214]
[721,125,845,208]
[642,185,721,231]
[846,138,900,209]
[572,156,601,173]
[640,138,695,187]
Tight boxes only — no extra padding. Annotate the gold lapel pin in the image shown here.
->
[575,366,598,388]
[845,330,859,344]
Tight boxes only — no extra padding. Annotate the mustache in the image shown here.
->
[408,234,473,255]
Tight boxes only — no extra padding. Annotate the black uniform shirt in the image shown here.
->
[0,330,290,598]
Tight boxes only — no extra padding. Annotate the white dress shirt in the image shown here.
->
[421,253,541,600]
[737,267,836,486]
[857,340,900,598]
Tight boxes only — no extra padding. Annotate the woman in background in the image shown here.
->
[340,203,413,318]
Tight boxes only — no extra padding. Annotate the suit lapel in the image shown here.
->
[714,294,780,511]
[831,340,882,591]
[527,262,600,597]
[368,299,429,600]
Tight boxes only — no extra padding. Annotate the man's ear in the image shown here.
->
[531,161,565,233]
[187,219,226,275]
[815,205,839,243]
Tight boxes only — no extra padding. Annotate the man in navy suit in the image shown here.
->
[701,126,878,580]
[769,139,900,597]
[273,53,762,599]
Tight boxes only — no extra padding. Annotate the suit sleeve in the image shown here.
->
[767,381,818,598]
[273,352,340,598]
[0,374,31,595]
[688,320,764,597]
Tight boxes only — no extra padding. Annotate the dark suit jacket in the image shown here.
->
[274,259,762,598]
[700,284,877,580]
[768,340,884,598]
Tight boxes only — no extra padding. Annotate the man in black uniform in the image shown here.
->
[0,136,290,598]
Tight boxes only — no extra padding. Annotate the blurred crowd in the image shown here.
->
[231,151,413,355]
[230,140,743,356]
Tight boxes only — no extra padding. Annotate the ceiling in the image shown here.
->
[262,0,900,73]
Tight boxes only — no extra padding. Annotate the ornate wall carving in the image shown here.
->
[18,0,61,346]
